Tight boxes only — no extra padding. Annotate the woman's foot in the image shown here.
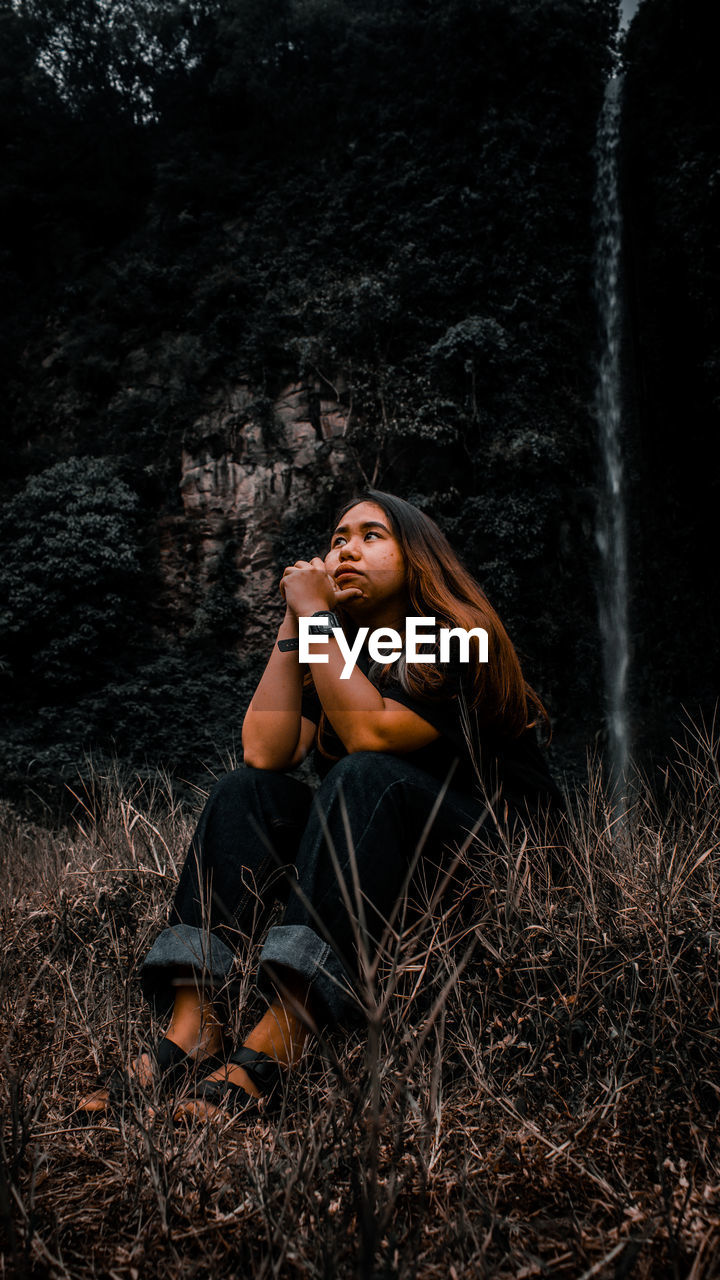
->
[77,1047,166,1114]
[174,984,314,1122]
[78,984,224,1116]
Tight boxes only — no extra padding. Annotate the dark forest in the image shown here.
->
[1,0,716,805]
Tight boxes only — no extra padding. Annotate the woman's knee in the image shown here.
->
[322,750,404,785]
[207,764,302,808]
[194,767,311,842]
[315,751,409,811]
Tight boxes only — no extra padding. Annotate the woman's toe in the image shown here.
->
[173,1098,220,1123]
[78,1087,110,1114]
[206,1063,260,1097]
[171,1065,259,1124]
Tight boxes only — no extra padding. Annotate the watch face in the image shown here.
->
[312,610,339,631]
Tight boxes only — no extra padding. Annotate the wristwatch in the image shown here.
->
[277,610,340,651]
[309,610,341,634]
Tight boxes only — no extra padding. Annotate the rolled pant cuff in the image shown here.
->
[258,924,357,1027]
[141,924,236,1015]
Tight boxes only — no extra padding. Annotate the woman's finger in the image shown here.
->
[281,561,310,584]
[334,587,364,603]
[281,561,311,576]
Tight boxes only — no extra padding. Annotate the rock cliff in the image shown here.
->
[157,380,357,645]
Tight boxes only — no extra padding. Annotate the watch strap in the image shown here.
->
[277,637,300,652]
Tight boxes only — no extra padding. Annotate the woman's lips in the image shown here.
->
[335,567,364,580]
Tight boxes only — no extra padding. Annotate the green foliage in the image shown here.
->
[186,542,249,652]
[0,648,261,805]
[11,0,215,122]
[4,0,614,458]
[81,648,259,779]
[273,499,343,573]
[0,0,624,801]
[0,457,142,691]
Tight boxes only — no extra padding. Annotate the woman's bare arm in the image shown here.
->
[241,608,316,770]
[308,636,441,755]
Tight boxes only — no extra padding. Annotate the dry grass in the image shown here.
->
[1,721,720,1280]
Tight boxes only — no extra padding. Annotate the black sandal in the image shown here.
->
[82,1036,229,1113]
[153,1036,229,1096]
[186,1046,287,1119]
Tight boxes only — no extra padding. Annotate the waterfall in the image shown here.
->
[594,74,630,796]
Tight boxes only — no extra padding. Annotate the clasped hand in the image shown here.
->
[280,557,363,617]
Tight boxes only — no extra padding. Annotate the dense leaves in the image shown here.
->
[0,457,142,690]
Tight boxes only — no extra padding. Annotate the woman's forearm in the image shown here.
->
[307,632,392,752]
[241,612,306,767]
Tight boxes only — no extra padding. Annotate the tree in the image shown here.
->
[0,457,143,693]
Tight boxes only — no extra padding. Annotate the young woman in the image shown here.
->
[80,490,565,1120]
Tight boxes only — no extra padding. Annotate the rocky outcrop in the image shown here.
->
[156,379,360,647]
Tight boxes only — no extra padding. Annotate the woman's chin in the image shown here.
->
[340,595,367,617]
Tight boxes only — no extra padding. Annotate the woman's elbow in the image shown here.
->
[343,731,387,755]
[240,725,282,771]
[242,747,286,771]
[243,739,309,771]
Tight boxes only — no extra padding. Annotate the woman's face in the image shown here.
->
[324,500,410,623]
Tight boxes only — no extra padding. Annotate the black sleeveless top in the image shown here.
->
[299,648,565,816]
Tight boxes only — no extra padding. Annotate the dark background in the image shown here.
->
[0,0,717,811]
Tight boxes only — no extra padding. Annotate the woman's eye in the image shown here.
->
[332,530,380,548]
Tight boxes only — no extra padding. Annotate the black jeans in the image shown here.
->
[141,752,493,1026]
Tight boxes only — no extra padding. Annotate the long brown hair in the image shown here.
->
[310,489,550,753]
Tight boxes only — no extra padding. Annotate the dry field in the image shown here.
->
[1,722,719,1279]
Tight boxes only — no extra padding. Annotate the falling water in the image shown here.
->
[594,73,630,796]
